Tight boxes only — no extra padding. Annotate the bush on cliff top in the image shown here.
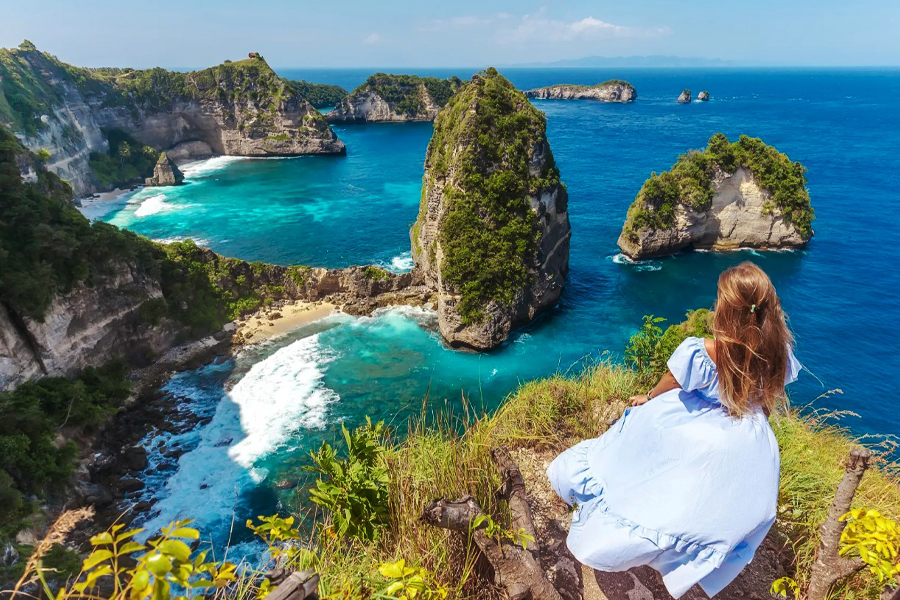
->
[353,73,464,116]
[290,79,348,108]
[422,68,562,324]
[623,133,814,240]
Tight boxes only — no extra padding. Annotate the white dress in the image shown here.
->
[547,337,801,598]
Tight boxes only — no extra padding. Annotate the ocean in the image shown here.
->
[84,67,900,549]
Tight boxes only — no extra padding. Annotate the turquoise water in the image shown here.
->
[91,68,900,548]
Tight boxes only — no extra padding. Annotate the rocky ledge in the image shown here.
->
[327,73,463,123]
[145,152,184,186]
[618,133,814,259]
[411,68,571,351]
[524,80,637,102]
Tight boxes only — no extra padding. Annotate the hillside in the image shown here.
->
[327,73,464,122]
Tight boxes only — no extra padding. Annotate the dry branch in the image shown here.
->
[807,447,872,600]
[421,447,564,600]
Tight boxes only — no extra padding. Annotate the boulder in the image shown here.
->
[697,90,710,101]
[677,89,692,103]
[145,152,184,186]
[411,69,571,351]
[119,478,145,494]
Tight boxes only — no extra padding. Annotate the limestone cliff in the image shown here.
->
[0,42,345,195]
[411,68,570,351]
[327,73,463,123]
[524,80,637,102]
[145,152,184,186]
[618,133,814,259]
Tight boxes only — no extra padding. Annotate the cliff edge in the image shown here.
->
[327,73,463,123]
[411,68,570,351]
[617,133,814,259]
[524,80,637,102]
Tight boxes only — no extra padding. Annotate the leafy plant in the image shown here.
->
[471,514,535,550]
[377,560,448,600]
[64,520,236,599]
[624,315,665,377]
[770,576,801,599]
[840,509,900,584]
[306,418,390,542]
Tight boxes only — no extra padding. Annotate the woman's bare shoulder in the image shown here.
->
[702,337,718,365]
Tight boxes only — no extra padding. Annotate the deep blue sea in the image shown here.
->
[82,68,900,549]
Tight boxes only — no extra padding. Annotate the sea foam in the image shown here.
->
[137,334,338,543]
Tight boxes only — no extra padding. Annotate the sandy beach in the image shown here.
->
[234,301,336,344]
[77,187,136,216]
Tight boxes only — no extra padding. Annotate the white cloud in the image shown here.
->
[504,8,669,42]
[364,33,381,44]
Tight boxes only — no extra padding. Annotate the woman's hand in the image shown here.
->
[630,394,651,407]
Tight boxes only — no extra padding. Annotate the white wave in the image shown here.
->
[133,194,183,217]
[384,252,414,273]
[179,155,245,179]
[139,334,339,541]
[610,253,662,271]
[153,236,212,247]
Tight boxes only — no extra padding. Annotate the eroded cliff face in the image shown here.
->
[618,166,809,258]
[411,69,570,351]
[0,265,179,389]
[0,44,345,196]
[524,81,637,102]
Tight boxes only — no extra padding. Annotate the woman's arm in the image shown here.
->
[629,371,681,406]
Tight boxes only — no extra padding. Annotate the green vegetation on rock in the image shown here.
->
[622,133,814,242]
[89,128,160,188]
[422,68,561,323]
[290,80,348,108]
[354,73,463,116]
[0,360,130,530]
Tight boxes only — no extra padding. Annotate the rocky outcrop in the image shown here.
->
[145,152,184,186]
[411,68,570,351]
[618,134,814,259]
[0,42,345,196]
[327,73,463,123]
[677,89,692,103]
[698,90,710,101]
[524,80,637,102]
[165,140,214,164]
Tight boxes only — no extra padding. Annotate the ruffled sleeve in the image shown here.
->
[667,337,718,395]
[785,347,801,385]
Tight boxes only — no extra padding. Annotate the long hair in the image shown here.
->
[713,262,793,417]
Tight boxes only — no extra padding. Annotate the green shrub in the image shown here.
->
[306,418,390,542]
[625,309,712,383]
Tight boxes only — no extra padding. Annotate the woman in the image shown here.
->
[547,262,801,598]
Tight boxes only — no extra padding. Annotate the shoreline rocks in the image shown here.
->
[524,80,637,102]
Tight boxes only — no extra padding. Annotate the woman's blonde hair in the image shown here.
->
[713,262,793,417]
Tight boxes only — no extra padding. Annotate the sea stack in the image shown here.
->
[411,68,571,351]
[524,80,637,102]
[677,89,692,103]
[145,152,184,186]
[327,73,463,123]
[618,133,814,259]
[698,90,710,101]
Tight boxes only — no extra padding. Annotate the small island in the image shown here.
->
[698,90,710,101]
[677,89,692,103]
[327,73,464,123]
[411,68,571,351]
[524,80,637,102]
[617,133,814,259]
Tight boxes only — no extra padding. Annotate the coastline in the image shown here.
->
[234,300,337,345]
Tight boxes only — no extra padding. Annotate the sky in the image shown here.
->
[2,0,899,68]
